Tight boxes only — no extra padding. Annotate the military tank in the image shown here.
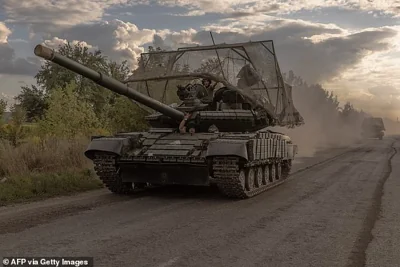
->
[33,39,304,199]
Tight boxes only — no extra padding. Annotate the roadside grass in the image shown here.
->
[0,169,103,206]
[0,137,104,206]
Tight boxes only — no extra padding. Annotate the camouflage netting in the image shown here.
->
[125,41,304,127]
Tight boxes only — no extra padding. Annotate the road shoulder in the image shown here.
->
[366,136,400,267]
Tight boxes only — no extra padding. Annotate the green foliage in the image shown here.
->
[0,135,100,206]
[35,42,110,95]
[13,41,158,136]
[16,42,133,127]
[0,104,28,147]
[105,96,149,133]
[0,99,6,124]
[0,42,180,205]
[0,137,91,177]
[38,81,102,138]
[14,85,48,122]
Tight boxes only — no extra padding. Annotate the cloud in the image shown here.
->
[368,84,400,97]
[2,0,132,33]
[195,18,398,83]
[34,15,398,84]
[342,84,400,119]
[151,0,400,17]
[43,37,97,50]
[0,22,40,75]
[2,0,400,34]
[0,22,12,43]
[38,20,161,68]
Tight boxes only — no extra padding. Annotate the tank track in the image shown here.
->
[93,152,139,194]
[92,153,292,199]
[212,156,292,199]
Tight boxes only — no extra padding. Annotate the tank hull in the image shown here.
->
[86,129,297,198]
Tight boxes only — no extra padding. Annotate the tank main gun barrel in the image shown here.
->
[34,44,185,121]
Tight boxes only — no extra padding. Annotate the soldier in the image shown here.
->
[201,78,217,96]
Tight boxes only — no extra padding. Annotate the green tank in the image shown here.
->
[34,39,304,199]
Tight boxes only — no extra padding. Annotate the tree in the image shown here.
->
[0,99,7,124]
[105,97,148,133]
[35,42,109,96]
[194,58,222,74]
[38,81,102,138]
[14,85,48,122]
[1,104,27,146]
[16,41,154,135]
[18,41,132,123]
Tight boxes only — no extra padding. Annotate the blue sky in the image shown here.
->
[0,0,399,118]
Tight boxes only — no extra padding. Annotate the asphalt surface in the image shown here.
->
[0,136,399,267]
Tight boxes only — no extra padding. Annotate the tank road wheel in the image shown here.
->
[238,169,246,191]
[275,162,282,180]
[270,163,277,182]
[282,160,292,179]
[263,164,271,185]
[255,166,263,188]
[212,156,272,199]
[245,168,256,191]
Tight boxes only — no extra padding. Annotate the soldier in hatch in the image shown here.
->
[201,78,217,96]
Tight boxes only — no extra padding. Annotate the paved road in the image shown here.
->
[0,136,398,267]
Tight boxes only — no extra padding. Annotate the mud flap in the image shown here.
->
[206,139,249,160]
[84,137,129,160]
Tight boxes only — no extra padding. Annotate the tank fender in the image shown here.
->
[84,137,129,160]
[206,139,249,160]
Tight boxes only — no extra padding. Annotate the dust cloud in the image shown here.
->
[383,118,400,135]
[270,77,367,157]
[271,78,400,157]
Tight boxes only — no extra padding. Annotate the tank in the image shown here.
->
[33,39,304,199]
[361,117,385,140]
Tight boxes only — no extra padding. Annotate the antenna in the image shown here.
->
[209,31,226,80]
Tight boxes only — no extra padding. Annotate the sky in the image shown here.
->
[0,0,399,119]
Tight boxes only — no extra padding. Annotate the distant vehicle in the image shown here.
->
[361,117,385,140]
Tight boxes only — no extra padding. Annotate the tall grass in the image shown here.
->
[0,137,103,206]
[0,138,90,176]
